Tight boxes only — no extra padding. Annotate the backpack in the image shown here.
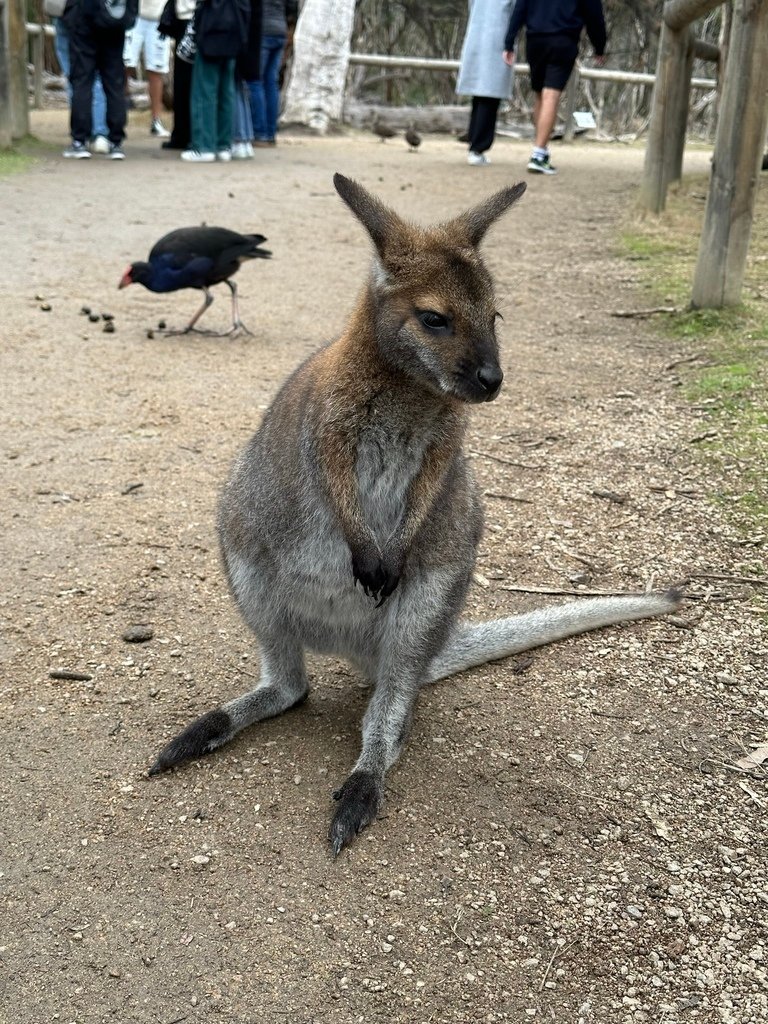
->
[90,0,138,30]
[195,0,250,60]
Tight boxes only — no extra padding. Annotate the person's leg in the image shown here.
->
[96,28,128,147]
[91,74,108,139]
[144,20,171,128]
[147,71,165,122]
[189,53,218,153]
[169,52,193,148]
[216,59,236,153]
[248,75,267,142]
[68,19,97,145]
[534,87,562,149]
[53,17,71,101]
[467,96,500,154]
[263,35,286,141]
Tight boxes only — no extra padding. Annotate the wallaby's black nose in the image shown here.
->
[476,364,504,397]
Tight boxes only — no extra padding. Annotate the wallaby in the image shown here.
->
[149,173,680,854]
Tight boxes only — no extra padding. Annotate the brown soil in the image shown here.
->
[2,111,766,1024]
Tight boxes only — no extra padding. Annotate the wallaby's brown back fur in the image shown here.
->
[149,174,681,856]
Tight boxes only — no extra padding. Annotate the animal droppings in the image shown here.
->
[103,321,116,333]
[88,313,100,323]
[81,305,91,315]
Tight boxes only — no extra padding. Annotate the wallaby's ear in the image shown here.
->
[333,173,404,257]
[454,181,527,248]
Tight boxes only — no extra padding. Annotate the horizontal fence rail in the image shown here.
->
[24,25,718,115]
[347,52,717,91]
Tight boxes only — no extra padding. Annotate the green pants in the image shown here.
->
[190,54,235,153]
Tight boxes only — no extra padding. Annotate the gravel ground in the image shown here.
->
[1,111,766,1024]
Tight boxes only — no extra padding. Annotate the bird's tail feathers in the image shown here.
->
[246,234,272,258]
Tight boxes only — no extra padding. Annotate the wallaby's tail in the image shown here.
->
[426,589,681,684]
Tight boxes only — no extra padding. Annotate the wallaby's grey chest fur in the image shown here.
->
[356,422,429,547]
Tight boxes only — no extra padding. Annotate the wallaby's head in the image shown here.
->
[334,173,526,404]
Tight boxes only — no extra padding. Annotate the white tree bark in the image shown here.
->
[281,0,356,133]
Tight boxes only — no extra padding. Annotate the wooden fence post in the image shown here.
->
[0,0,11,148]
[641,19,691,212]
[562,67,580,142]
[691,0,768,307]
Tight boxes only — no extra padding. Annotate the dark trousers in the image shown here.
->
[68,19,126,145]
[467,96,501,154]
[170,52,193,148]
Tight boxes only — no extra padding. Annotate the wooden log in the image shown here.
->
[641,18,692,213]
[0,0,12,148]
[562,68,580,143]
[665,0,723,32]
[669,30,694,183]
[32,27,43,109]
[8,0,28,138]
[691,0,768,307]
[693,38,720,62]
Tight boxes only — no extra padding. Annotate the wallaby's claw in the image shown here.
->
[149,709,233,775]
[351,547,401,605]
[329,770,382,855]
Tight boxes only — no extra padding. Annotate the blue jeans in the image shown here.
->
[233,78,253,143]
[247,34,285,142]
[54,16,108,139]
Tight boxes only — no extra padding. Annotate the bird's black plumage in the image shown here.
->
[121,225,271,335]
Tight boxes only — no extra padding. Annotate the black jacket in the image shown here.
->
[237,0,263,80]
[505,0,606,55]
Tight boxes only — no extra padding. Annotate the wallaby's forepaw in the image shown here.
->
[352,547,401,605]
[148,709,234,775]
[329,770,382,855]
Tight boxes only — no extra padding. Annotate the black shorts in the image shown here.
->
[525,32,579,93]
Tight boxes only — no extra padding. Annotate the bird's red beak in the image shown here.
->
[118,267,132,289]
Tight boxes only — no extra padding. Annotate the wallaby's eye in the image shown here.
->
[417,310,450,332]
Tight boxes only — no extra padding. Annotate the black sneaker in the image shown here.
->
[63,141,91,159]
[527,154,557,175]
[109,143,126,161]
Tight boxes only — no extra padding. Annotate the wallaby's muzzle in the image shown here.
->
[476,362,504,401]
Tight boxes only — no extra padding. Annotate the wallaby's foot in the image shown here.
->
[329,770,382,855]
[148,708,234,775]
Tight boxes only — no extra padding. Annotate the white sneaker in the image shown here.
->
[231,142,250,160]
[90,135,110,154]
[151,118,171,138]
[244,142,254,158]
[181,150,216,163]
[467,151,490,166]
[217,149,232,162]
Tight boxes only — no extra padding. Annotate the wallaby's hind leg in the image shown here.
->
[149,633,308,775]
[330,570,466,855]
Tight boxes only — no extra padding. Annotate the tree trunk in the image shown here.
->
[0,0,13,148]
[691,0,768,308]
[8,0,28,138]
[281,0,356,133]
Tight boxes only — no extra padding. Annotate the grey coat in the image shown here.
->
[456,0,515,99]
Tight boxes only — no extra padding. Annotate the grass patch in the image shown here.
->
[620,175,768,545]
[0,134,58,177]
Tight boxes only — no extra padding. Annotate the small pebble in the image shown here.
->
[40,303,52,312]
[147,329,155,339]
[122,624,154,643]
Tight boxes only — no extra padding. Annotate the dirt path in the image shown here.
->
[2,112,765,1024]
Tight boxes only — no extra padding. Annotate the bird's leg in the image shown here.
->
[184,287,215,332]
[224,279,253,336]
[159,288,216,336]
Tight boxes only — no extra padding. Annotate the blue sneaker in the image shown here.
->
[527,154,557,175]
